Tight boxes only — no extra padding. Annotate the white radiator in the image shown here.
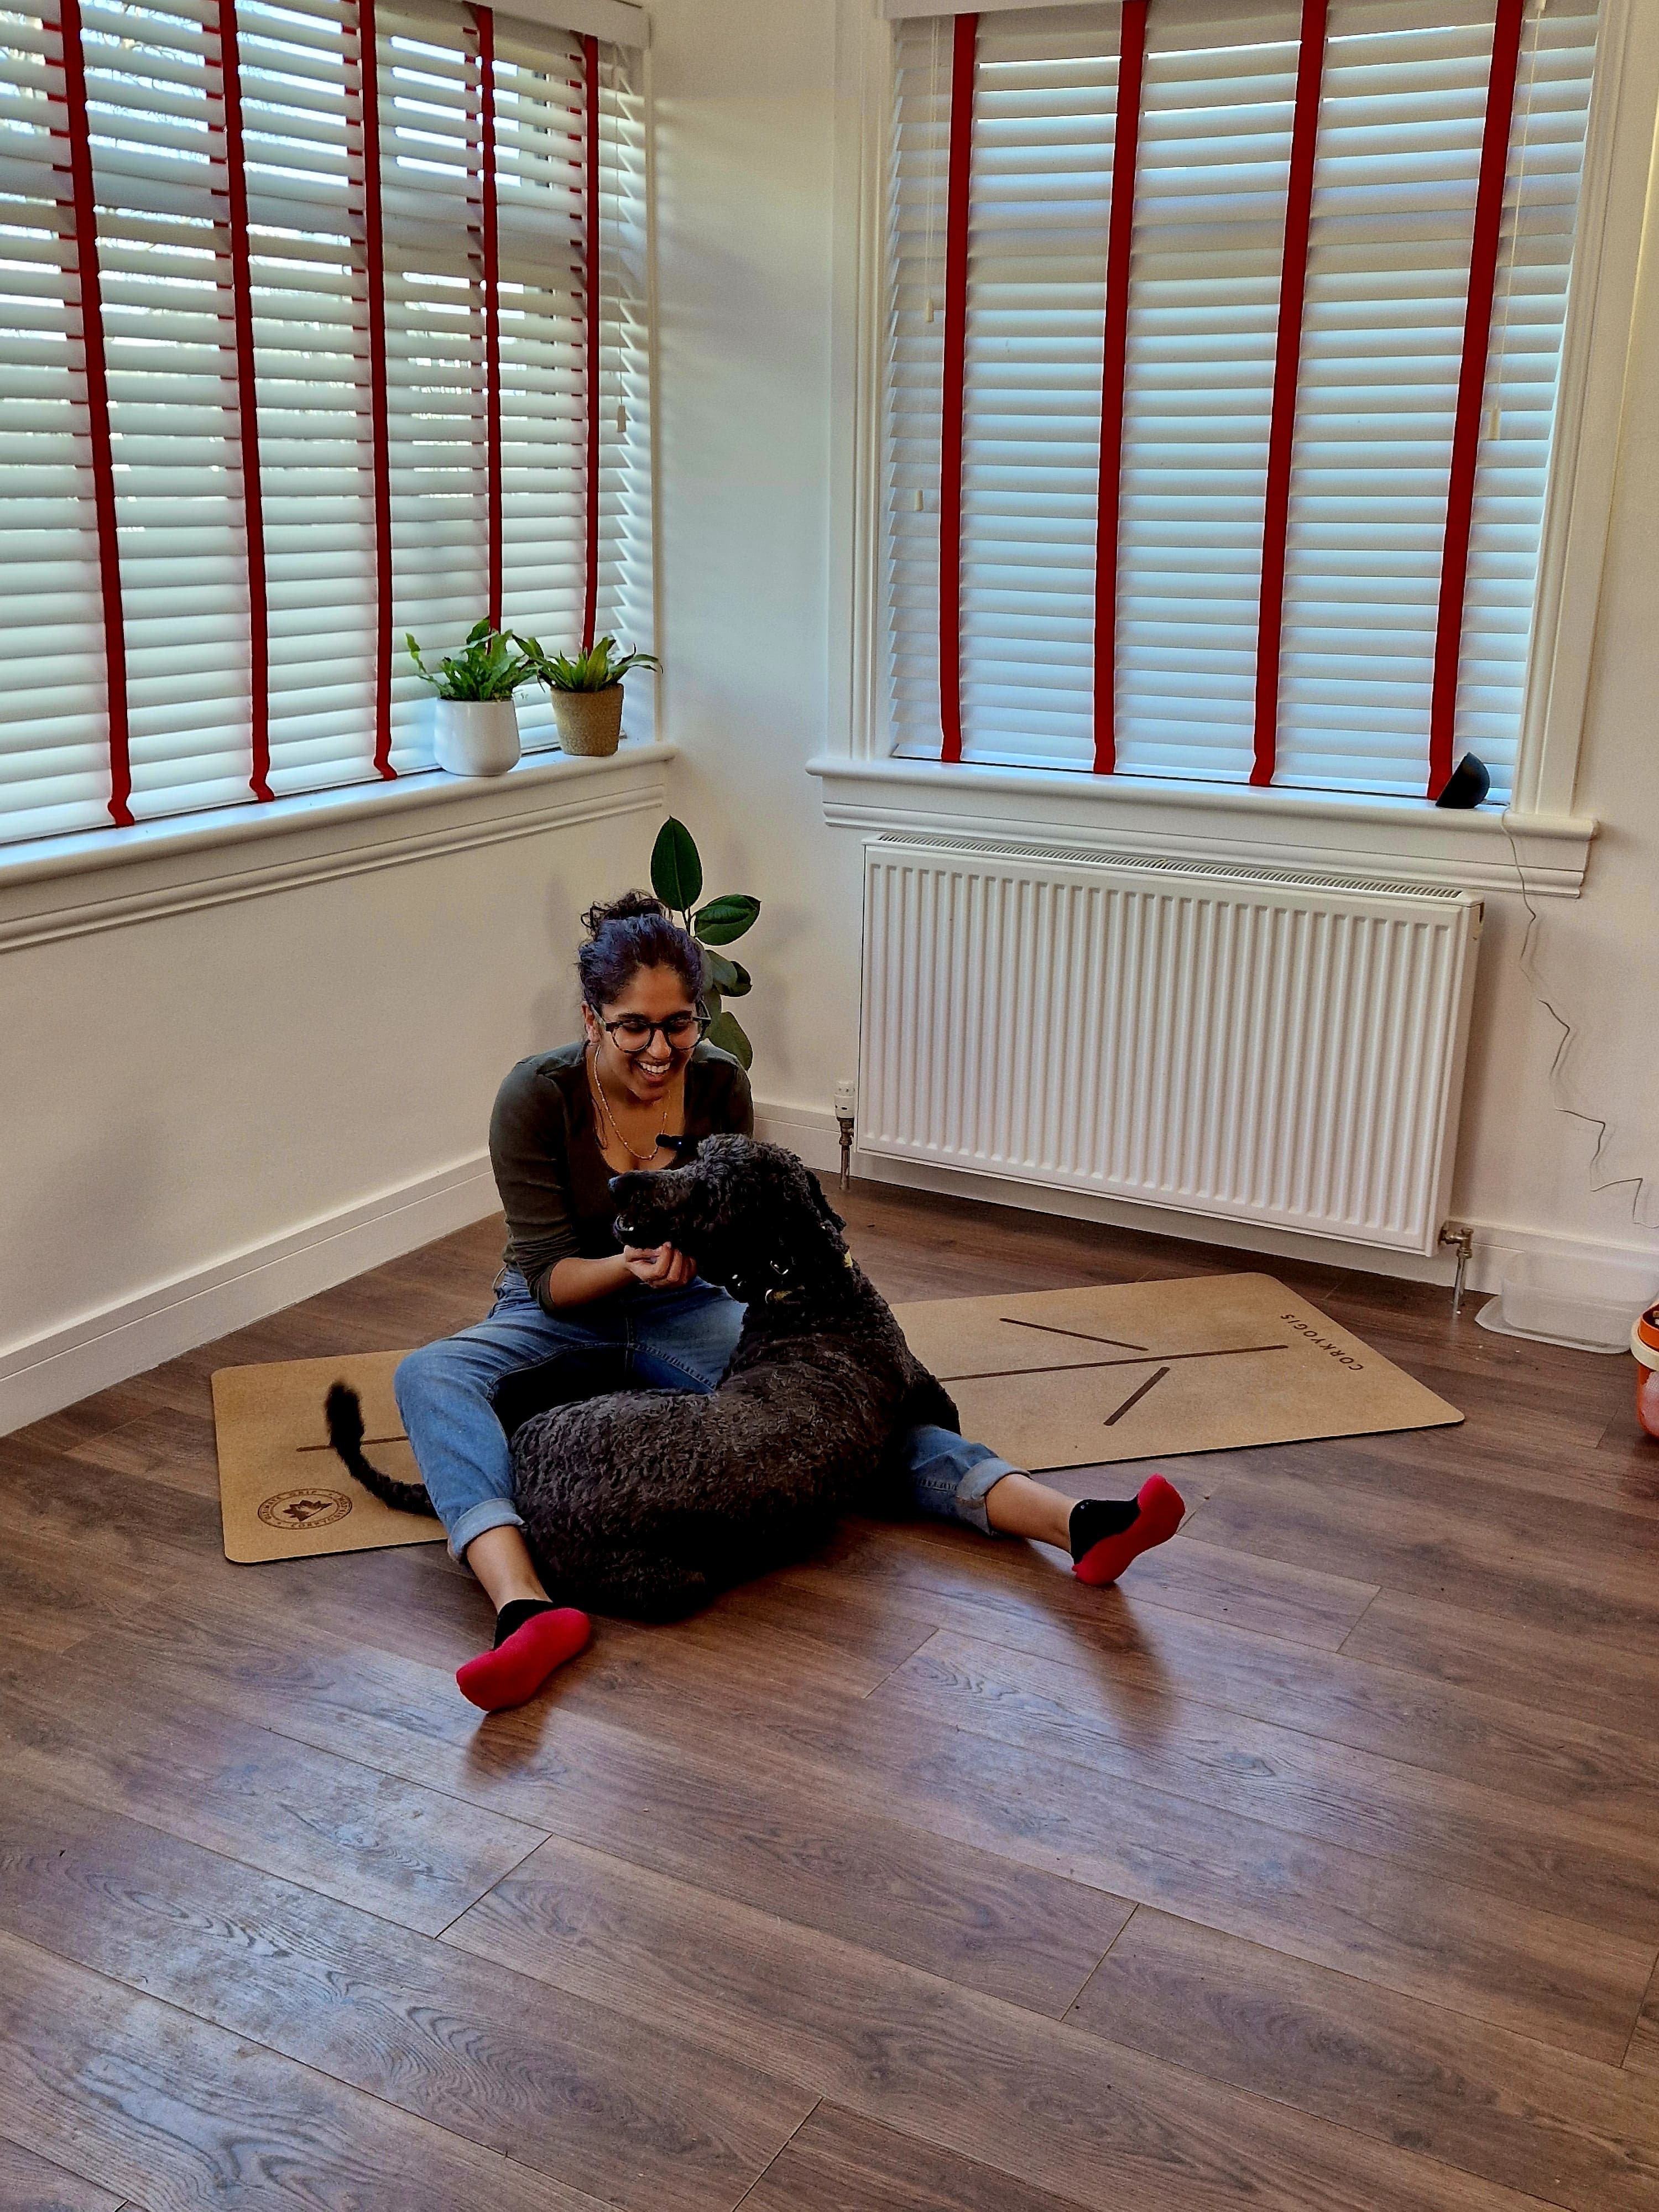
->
[858,837,1482,1257]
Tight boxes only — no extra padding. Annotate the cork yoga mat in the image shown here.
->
[213,1275,1458,1557]
[891,1274,1461,1472]
[211,1349,440,1564]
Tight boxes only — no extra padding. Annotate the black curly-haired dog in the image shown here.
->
[324,1136,958,1620]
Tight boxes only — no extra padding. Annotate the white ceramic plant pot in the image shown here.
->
[433,696,521,777]
[549,684,625,758]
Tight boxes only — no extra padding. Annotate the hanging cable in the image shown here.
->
[1488,6,1652,1227]
[1502,823,1654,1229]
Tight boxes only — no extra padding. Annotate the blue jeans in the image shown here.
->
[394,1269,1016,1560]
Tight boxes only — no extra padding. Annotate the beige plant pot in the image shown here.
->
[549,684,625,758]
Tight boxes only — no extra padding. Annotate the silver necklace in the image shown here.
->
[588,1045,670,1167]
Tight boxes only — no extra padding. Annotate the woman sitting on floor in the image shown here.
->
[395,891,1184,1710]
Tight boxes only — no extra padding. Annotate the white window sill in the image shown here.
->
[807,753,1595,898]
[0,740,677,953]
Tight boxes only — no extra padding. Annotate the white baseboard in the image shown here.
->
[753,1095,1659,1301]
[753,1099,847,1177]
[0,1154,499,1438]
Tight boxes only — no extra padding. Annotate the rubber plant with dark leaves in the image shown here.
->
[650,818,761,1070]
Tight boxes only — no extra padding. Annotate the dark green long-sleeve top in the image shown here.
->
[490,1039,754,1307]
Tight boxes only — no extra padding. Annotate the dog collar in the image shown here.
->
[761,1253,855,1307]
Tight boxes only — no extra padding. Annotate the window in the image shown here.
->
[883,0,1599,806]
[1,0,649,846]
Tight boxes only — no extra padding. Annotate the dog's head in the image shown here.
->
[611,1134,848,1304]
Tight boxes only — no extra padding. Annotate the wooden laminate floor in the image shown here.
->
[3,1180,1658,2211]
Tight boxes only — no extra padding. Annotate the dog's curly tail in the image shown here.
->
[323,1382,437,1518]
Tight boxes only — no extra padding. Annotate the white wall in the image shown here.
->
[649,0,1659,1289]
[1,768,667,1428]
[650,0,862,1117]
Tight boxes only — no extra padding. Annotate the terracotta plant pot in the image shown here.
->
[550,684,625,758]
[432,697,521,777]
[1636,1305,1659,1440]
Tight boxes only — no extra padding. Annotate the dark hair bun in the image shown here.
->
[581,889,666,935]
[577,888,704,1012]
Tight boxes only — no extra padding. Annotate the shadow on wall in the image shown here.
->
[1,1110,169,1347]
[529,869,597,1050]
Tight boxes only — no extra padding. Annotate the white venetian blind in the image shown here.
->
[1275,0,1595,794]
[80,0,255,820]
[1119,1,1299,784]
[590,29,650,734]
[243,0,380,797]
[884,0,1597,802]
[0,0,651,844]
[0,1,109,837]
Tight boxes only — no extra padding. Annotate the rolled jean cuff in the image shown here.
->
[445,1495,525,1564]
[952,1451,1020,1535]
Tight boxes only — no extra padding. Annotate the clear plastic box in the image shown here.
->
[1498,1253,1659,1352]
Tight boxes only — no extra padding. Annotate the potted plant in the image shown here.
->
[523,634,662,759]
[407,620,540,776]
[650,816,761,1067]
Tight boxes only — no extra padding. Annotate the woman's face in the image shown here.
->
[585,963,701,1102]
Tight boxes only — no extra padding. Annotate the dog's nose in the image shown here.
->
[608,1176,624,1196]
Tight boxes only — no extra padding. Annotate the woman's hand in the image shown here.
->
[622,1242,697,1290]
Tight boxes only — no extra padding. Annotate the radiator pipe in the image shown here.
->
[837,1111,855,1193]
[1439,1222,1473,1318]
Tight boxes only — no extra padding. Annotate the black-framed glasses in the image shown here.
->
[592,1008,711,1056]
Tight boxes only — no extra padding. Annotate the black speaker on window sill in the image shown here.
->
[1433,752,1492,810]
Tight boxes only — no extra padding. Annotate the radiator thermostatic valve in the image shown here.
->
[834,1080,857,1193]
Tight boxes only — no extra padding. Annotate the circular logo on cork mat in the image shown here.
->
[257,1487,353,1532]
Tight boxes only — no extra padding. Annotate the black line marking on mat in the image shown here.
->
[998,1316,1149,1354]
[936,1343,1292,1385]
[1104,1366,1171,1426]
[298,1436,405,1452]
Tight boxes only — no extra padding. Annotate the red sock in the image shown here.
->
[456,1607,591,1712]
[1073,1475,1185,1587]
